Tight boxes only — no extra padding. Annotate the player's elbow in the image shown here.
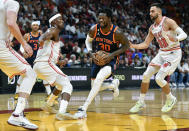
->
[7,20,16,28]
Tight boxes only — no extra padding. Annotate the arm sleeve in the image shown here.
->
[175,27,187,41]
[85,35,93,52]
[6,0,20,14]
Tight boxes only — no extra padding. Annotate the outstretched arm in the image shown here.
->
[130,26,154,49]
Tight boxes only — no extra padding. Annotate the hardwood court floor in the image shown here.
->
[1,88,189,131]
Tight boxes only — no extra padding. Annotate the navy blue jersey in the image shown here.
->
[91,24,119,79]
[25,32,41,66]
[93,24,119,53]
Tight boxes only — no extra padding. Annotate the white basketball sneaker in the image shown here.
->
[129,101,146,113]
[161,96,177,112]
[74,107,87,119]
[56,112,77,120]
[112,79,120,98]
[7,112,38,130]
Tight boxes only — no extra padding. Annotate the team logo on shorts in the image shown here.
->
[163,61,171,68]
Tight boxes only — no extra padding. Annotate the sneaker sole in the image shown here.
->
[7,121,38,130]
[161,98,177,113]
[56,114,78,120]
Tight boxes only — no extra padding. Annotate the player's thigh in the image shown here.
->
[160,50,182,75]
[91,63,101,79]
[149,52,163,66]
[33,62,66,84]
[0,48,29,78]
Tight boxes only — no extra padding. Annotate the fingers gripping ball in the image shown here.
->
[93,50,110,66]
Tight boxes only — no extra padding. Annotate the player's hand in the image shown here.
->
[22,43,33,57]
[23,52,29,58]
[102,53,114,63]
[167,34,178,42]
[129,41,135,48]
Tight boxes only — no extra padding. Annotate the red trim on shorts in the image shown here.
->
[149,63,161,67]
[160,46,180,51]
[48,42,66,77]
[6,42,29,65]
[91,78,95,80]
[10,69,26,79]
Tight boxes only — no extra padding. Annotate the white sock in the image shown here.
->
[166,92,174,100]
[15,85,20,94]
[47,94,57,106]
[14,97,26,115]
[139,93,146,102]
[45,85,51,95]
[100,82,114,91]
[83,79,102,111]
[59,100,68,113]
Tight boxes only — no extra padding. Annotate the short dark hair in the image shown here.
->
[97,8,112,19]
[150,3,162,10]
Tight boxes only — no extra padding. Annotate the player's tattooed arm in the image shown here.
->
[39,28,56,46]
[110,28,129,58]
[39,28,55,43]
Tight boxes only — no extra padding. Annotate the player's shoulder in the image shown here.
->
[88,24,97,38]
[164,17,176,24]
[114,26,124,37]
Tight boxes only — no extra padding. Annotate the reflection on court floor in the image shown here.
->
[1,89,189,131]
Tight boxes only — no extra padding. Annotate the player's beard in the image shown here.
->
[151,14,158,21]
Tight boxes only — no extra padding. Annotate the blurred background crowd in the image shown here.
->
[13,0,189,88]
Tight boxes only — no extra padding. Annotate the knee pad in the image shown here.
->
[91,79,94,87]
[55,75,73,95]
[94,66,112,86]
[96,66,112,80]
[155,71,167,87]
[43,80,49,85]
[142,71,151,83]
[142,66,159,83]
[19,66,36,94]
[25,66,37,82]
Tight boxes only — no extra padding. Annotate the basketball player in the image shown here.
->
[0,0,38,129]
[33,13,75,120]
[129,3,187,113]
[15,21,52,100]
[74,8,130,118]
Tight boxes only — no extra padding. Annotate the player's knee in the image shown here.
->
[25,66,36,81]
[142,72,151,83]
[55,75,72,92]
[62,83,73,95]
[155,75,167,87]
[97,66,111,80]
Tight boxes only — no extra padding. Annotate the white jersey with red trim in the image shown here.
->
[0,0,19,41]
[35,40,60,64]
[151,16,180,51]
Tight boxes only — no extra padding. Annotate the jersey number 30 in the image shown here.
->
[99,43,110,51]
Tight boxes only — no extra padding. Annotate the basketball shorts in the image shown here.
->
[33,61,67,85]
[0,40,29,78]
[149,49,182,75]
